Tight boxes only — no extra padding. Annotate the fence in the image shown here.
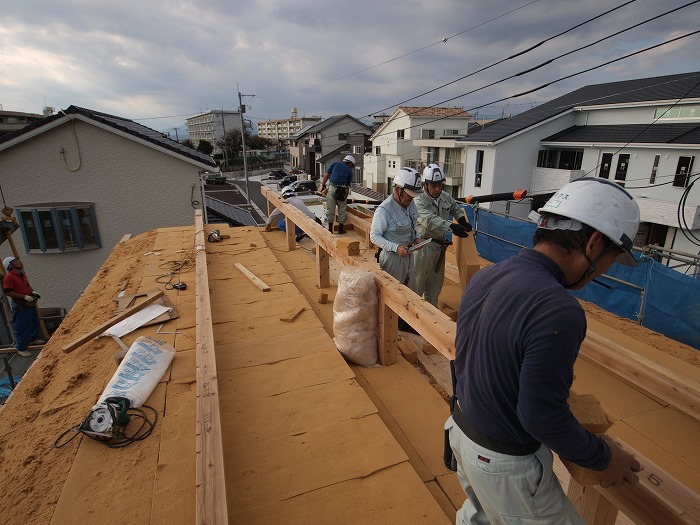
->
[466,206,700,351]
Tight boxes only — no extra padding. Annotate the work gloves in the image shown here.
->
[449,222,470,238]
[24,295,35,303]
[457,216,473,232]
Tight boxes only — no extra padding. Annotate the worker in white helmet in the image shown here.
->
[414,163,472,306]
[322,154,355,234]
[370,168,425,293]
[2,257,41,358]
[448,178,642,524]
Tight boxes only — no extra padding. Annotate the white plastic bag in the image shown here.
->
[95,336,175,408]
[333,267,379,367]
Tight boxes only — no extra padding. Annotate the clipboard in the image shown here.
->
[408,238,432,252]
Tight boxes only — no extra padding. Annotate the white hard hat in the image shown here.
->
[394,168,423,197]
[3,257,16,271]
[343,155,356,164]
[536,178,640,266]
[422,163,445,184]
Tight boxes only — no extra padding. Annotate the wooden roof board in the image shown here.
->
[214,327,336,370]
[228,462,450,524]
[50,383,167,524]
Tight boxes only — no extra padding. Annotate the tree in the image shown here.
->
[197,140,214,155]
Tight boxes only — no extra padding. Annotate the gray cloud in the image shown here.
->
[2,0,700,135]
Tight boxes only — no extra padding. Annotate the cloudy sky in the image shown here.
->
[3,0,700,138]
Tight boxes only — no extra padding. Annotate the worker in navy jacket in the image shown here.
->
[449,178,642,524]
[322,154,355,234]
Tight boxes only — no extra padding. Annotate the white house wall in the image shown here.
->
[0,119,203,312]
[573,105,659,126]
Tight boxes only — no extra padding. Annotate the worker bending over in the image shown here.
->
[414,163,471,306]
[448,178,641,524]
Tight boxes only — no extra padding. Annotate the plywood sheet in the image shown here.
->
[224,414,409,510]
[213,313,325,344]
[217,351,354,402]
[221,379,377,441]
[50,384,167,525]
[228,462,450,525]
[215,327,336,370]
[354,357,453,478]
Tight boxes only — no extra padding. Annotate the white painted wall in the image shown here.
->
[0,119,205,312]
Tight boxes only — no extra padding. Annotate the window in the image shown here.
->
[674,156,694,187]
[375,146,381,155]
[338,133,347,141]
[655,105,700,119]
[426,147,439,164]
[388,160,396,169]
[475,150,484,188]
[397,129,405,139]
[614,154,630,186]
[536,149,582,170]
[16,203,101,253]
[650,155,660,184]
[599,153,613,179]
[353,145,362,154]
[421,129,435,139]
[443,129,459,136]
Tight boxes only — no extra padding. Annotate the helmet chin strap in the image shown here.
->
[564,248,599,289]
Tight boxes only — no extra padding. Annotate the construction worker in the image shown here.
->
[369,168,425,292]
[414,164,472,306]
[322,154,355,234]
[448,178,642,525]
[2,257,41,358]
[264,195,322,242]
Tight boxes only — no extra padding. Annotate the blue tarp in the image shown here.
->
[462,205,700,351]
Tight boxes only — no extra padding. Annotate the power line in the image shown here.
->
[256,0,543,100]
[364,0,640,118]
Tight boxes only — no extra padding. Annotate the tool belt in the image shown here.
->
[332,185,348,202]
[451,401,540,456]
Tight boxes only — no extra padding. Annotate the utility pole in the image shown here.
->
[172,128,180,142]
[220,107,228,169]
[238,85,254,204]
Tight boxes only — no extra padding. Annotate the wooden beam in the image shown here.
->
[61,291,164,353]
[378,294,398,365]
[580,331,700,421]
[194,209,229,524]
[595,438,700,525]
[285,216,297,251]
[317,245,330,289]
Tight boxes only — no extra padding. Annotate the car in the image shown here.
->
[205,172,227,185]
[267,170,287,180]
[278,175,298,189]
[285,180,318,193]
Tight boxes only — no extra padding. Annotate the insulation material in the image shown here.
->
[96,336,175,408]
[333,267,379,367]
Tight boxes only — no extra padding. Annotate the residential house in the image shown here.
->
[288,114,372,181]
[364,106,472,195]
[0,105,219,312]
[456,71,700,275]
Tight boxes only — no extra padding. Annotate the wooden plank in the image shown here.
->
[285,216,297,251]
[280,305,305,322]
[234,262,271,292]
[61,291,164,353]
[596,438,700,525]
[568,480,619,525]
[317,244,330,289]
[581,331,700,421]
[194,209,229,524]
